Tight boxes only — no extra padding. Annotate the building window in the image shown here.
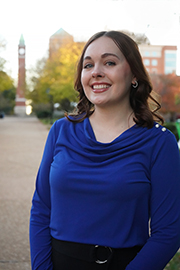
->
[152,59,158,66]
[165,61,176,67]
[165,51,177,74]
[152,51,158,57]
[144,51,150,57]
[165,53,176,59]
[144,59,150,66]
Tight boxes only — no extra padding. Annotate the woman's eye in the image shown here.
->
[83,63,93,69]
[106,61,116,66]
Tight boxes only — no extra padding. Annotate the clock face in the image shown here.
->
[19,48,25,55]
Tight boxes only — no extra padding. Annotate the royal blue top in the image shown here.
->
[29,117,180,270]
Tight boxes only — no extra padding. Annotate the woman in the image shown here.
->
[29,31,180,270]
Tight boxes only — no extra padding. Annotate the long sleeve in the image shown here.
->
[126,132,180,270]
[29,122,57,270]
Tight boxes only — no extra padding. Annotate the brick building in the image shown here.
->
[139,44,177,75]
[49,28,73,58]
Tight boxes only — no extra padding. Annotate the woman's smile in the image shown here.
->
[91,83,111,93]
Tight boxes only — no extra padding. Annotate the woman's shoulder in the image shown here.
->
[134,122,178,150]
[146,122,178,151]
[51,117,72,133]
[141,122,175,139]
[151,122,170,136]
[53,115,85,127]
[51,116,85,135]
[54,117,69,126]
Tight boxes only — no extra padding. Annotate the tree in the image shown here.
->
[0,38,6,70]
[0,38,16,114]
[28,40,85,114]
[0,70,14,92]
[121,30,150,44]
[150,74,180,120]
[26,57,48,103]
[0,71,15,114]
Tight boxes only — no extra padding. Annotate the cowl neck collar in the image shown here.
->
[84,117,138,146]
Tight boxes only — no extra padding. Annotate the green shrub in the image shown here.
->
[32,103,52,119]
[164,123,179,141]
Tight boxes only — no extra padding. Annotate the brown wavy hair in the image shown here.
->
[66,30,163,128]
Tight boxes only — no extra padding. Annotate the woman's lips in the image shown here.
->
[92,84,111,93]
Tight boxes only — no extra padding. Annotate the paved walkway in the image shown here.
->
[0,116,49,270]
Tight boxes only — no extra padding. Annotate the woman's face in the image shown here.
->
[81,36,136,109]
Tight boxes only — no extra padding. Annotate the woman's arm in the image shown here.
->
[126,132,180,270]
[29,122,57,270]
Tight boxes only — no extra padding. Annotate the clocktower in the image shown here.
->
[14,34,26,116]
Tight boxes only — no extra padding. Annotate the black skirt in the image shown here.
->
[52,237,142,270]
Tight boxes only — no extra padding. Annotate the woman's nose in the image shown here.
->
[91,67,105,78]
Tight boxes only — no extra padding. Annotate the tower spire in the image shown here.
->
[19,34,25,46]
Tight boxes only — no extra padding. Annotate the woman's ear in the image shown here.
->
[131,76,137,85]
[131,77,138,89]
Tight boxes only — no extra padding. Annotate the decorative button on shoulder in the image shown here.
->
[155,124,166,132]
[162,127,166,132]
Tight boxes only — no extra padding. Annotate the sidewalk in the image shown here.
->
[0,116,49,270]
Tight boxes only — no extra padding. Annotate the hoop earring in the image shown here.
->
[132,81,138,88]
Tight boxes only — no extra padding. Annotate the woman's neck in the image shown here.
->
[89,105,135,143]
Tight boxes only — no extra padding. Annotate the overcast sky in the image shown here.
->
[1,0,180,83]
